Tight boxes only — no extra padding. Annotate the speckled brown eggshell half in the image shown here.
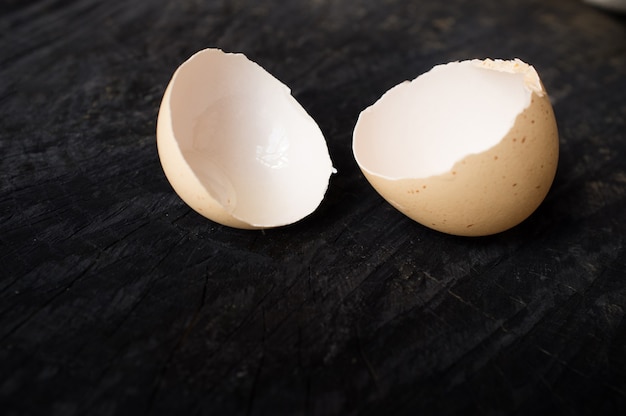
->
[353,59,559,237]
[361,91,558,236]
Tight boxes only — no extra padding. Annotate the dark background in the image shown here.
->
[1,0,626,415]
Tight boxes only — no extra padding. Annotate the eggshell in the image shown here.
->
[353,59,559,236]
[157,48,334,229]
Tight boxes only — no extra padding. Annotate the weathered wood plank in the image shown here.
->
[1,0,626,415]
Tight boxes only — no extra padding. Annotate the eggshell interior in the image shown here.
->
[353,59,559,236]
[157,49,334,229]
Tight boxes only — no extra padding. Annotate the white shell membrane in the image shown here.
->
[354,59,540,179]
[158,49,333,228]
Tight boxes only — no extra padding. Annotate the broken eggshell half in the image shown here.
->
[353,59,559,237]
[157,48,334,229]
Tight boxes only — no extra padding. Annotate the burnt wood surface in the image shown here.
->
[2,0,626,415]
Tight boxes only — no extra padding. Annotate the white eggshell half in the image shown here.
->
[157,48,334,229]
[353,59,559,236]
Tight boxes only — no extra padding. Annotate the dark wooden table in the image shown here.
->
[2,0,626,414]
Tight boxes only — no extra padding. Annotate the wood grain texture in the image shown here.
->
[1,0,626,415]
